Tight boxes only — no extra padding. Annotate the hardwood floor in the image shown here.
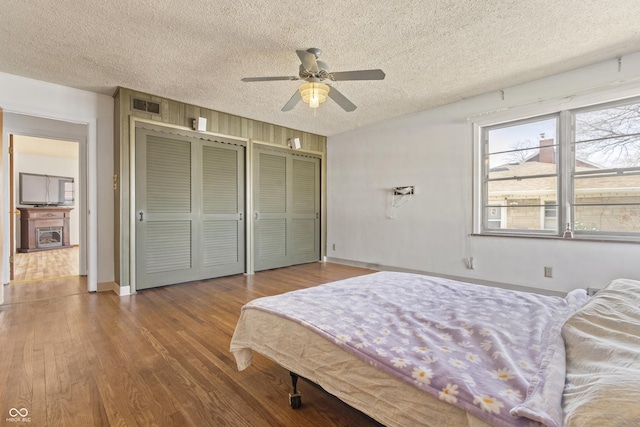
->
[5,246,84,305]
[3,275,87,305]
[0,262,382,426]
[13,246,79,282]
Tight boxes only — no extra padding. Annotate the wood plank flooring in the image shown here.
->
[0,262,382,426]
[6,246,84,305]
[13,246,79,282]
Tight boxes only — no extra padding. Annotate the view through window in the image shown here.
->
[481,98,640,239]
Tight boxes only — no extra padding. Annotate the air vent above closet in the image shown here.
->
[132,98,161,115]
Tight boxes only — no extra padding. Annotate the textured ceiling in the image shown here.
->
[2,0,640,137]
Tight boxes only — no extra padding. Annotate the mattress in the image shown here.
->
[230,271,591,426]
[232,307,493,427]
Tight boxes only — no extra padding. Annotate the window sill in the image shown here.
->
[471,233,640,244]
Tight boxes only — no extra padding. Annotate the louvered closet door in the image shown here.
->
[253,149,319,271]
[136,129,245,290]
[290,156,320,265]
[200,142,245,278]
[136,131,194,289]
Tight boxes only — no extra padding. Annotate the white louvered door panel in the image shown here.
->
[136,131,194,289]
[253,148,320,271]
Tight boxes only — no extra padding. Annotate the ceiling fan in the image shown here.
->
[241,48,385,112]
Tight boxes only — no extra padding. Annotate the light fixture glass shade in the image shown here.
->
[299,82,330,108]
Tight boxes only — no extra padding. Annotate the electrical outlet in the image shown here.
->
[544,266,553,278]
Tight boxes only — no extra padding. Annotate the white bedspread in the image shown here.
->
[562,278,640,426]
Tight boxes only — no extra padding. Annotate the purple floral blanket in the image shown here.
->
[244,272,589,427]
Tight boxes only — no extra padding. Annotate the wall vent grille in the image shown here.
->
[132,98,161,115]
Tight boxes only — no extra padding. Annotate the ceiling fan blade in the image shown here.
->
[296,49,319,73]
[327,86,357,112]
[330,69,386,81]
[282,90,302,112]
[241,76,299,82]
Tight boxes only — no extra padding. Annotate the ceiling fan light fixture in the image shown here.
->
[299,82,330,108]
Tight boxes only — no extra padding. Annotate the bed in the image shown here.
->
[230,271,640,427]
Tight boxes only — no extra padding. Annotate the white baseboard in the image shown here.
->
[325,257,565,297]
[98,281,131,296]
[112,282,132,296]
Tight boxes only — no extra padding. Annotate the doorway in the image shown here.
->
[2,112,94,304]
[11,135,81,284]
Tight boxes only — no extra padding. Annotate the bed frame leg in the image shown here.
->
[289,372,302,409]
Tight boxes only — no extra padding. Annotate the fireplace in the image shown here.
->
[37,227,63,249]
[18,207,73,253]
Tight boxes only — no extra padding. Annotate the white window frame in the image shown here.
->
[473,93,640,242]
[487,202,506,230]
[479,113,564,236]
[542,200,558,230]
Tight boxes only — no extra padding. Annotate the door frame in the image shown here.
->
[1,110,97,293]
[9,134,15,281]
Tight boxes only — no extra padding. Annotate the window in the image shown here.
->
[572,102,640,235]
[543,201,557,230]
[478,97,640,240]
[63,180,74,205]
[487,204,504,229]
[482,115,559,234]
[59,178,75,205]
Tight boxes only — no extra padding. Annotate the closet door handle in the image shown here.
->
[139,212,144,222]
[254,211,259,220]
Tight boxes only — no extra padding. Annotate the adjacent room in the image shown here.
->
[10,137,81,287]
[1,1,639,426]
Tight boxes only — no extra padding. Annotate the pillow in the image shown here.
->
[561,279,640,427]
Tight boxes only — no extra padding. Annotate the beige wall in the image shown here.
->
[575,195,640,232]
